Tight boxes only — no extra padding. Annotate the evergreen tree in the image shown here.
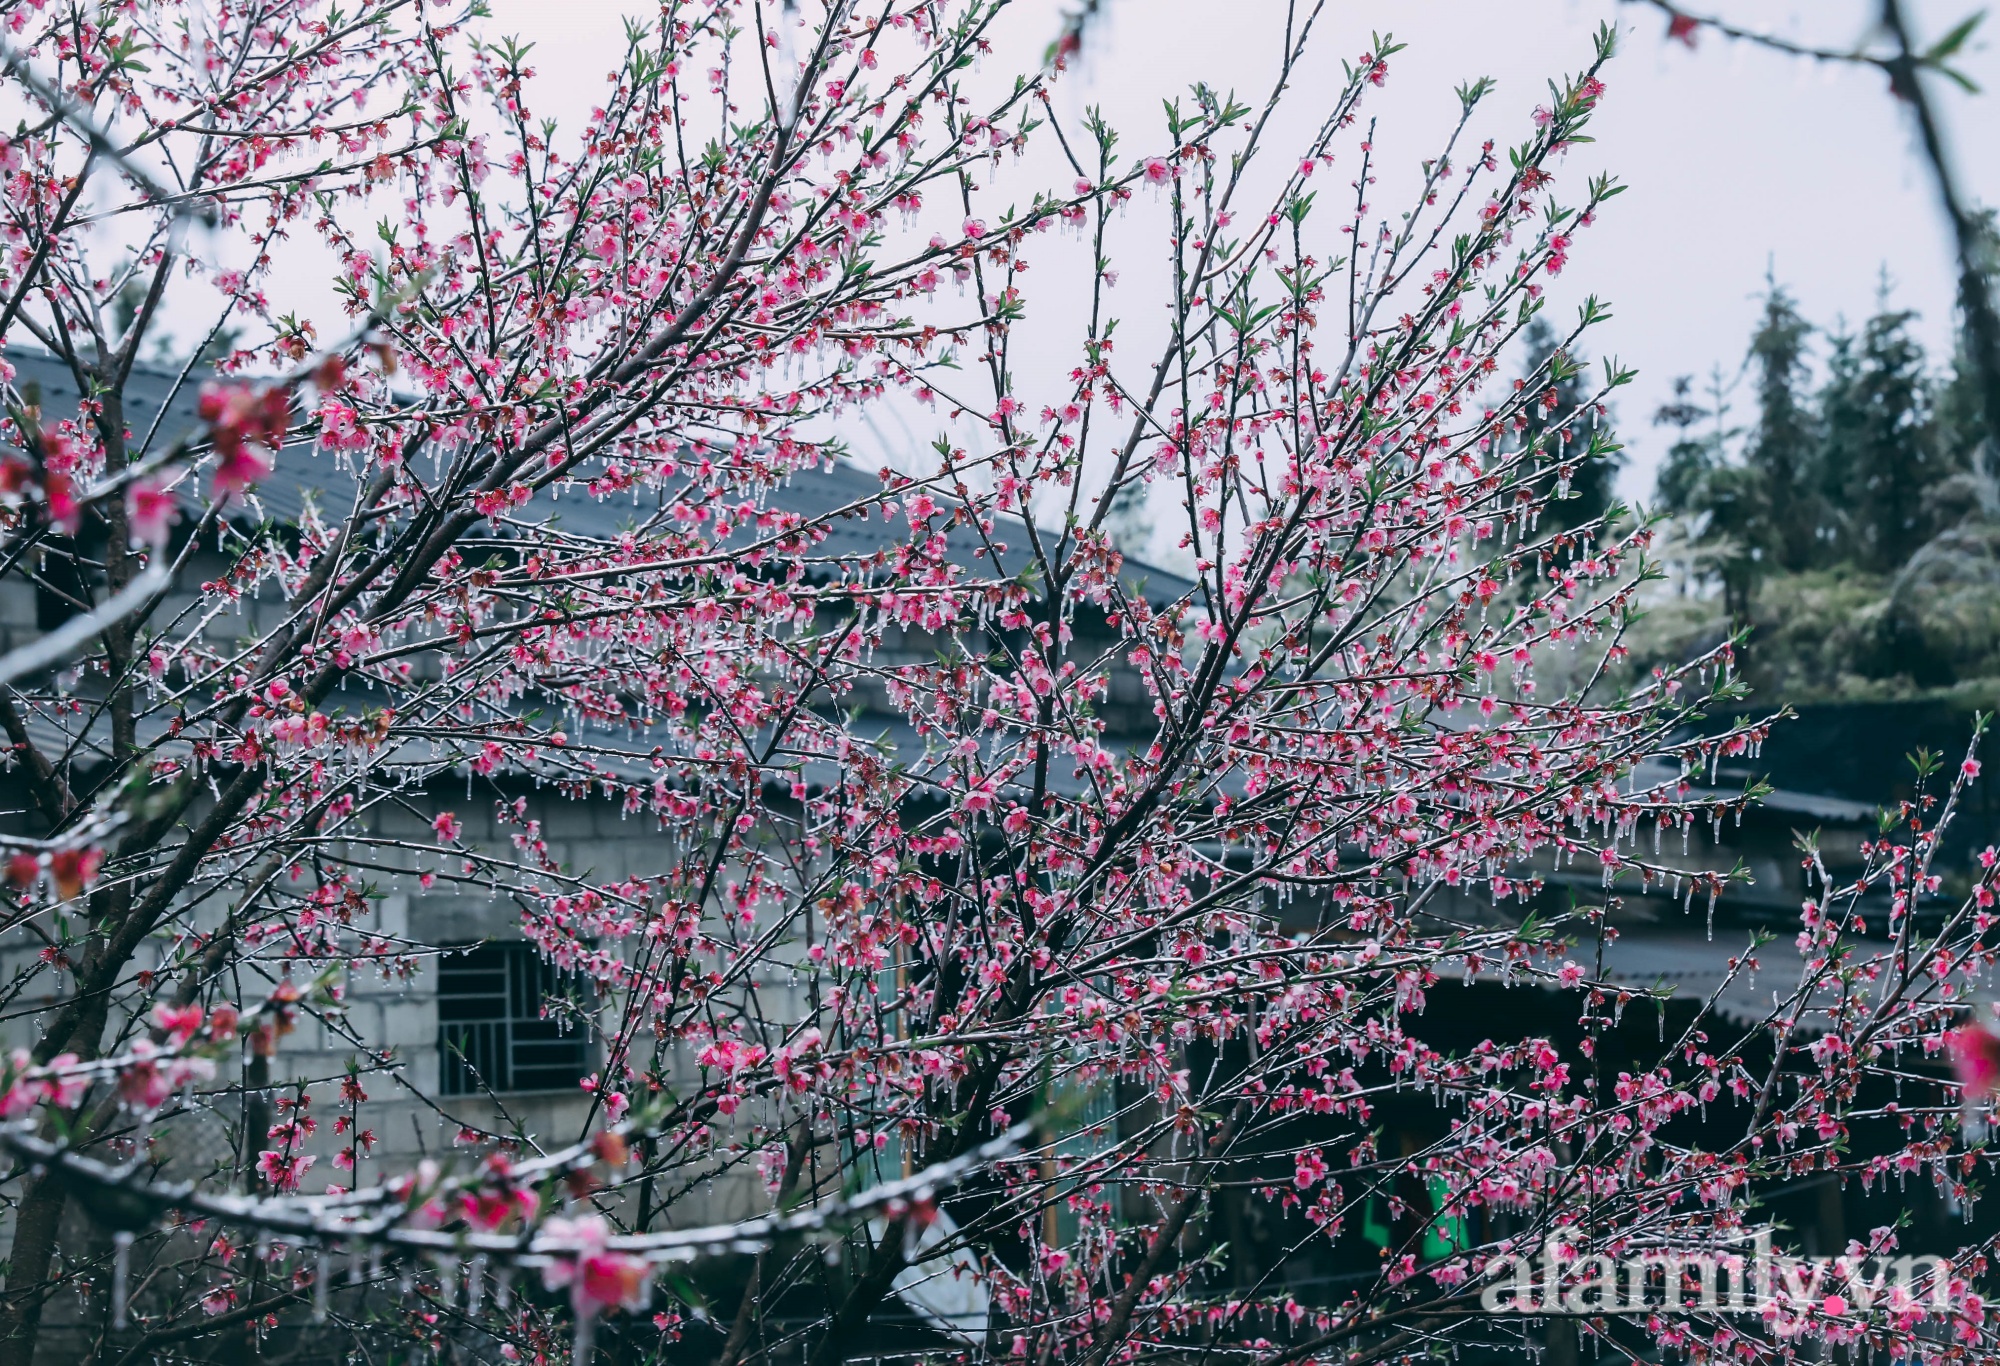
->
[1653,373,1721,516]
[1939,336,1988,474]
[1655,256,2000,694]
[1516,316,1623,539]
[1741,282,1821,571]
[1819,302,1943,569]
[1653,370,1758,622]
[1102,477,1154,556]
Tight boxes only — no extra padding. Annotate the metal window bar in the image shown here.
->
[437,942,589,1096]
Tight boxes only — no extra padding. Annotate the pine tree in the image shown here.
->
[1741,282,1821,572]
[1819,301,1943,570]
[1516,316,1624,539]
[1653,374,1713,515]
[1653,370,1759,622]
[1939,337,1988,474]
[1102,478,1154,557]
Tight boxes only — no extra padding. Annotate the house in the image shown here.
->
[0,346,1946,1355]
[0,348,1197,1222]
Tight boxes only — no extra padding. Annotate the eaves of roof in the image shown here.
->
[4,348,1197,609]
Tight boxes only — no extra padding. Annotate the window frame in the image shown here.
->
[435,940,593,1097]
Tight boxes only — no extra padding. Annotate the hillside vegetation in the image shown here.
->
[1588,254,2000,703]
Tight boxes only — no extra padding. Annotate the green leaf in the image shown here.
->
[1925,10,1986,63]
[1936,64,1983,93]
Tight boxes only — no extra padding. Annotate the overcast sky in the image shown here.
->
[486,0,1997,503]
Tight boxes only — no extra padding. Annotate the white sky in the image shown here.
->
[482,0,1999,504]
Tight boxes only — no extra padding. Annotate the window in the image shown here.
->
[437,942,589,1095]
[1041,1064,1121,1244]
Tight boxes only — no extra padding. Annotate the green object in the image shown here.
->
[1361,1196,1391,1249]
[1422,1177,1468,1260]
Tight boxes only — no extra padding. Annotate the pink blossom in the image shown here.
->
[200,383,288,498]
[48,847,101,901]
[41,473,79,534]
[460,1186,539,1231]
[126,478,176,549]
[5,854,38,891]
[212,442,275,500]
[256,1149,316,1193]
[207,1005,240,1041]
[1950,1022,2000,1101]
[695,1037,767,1076]
[540,1216,652,1315]
[152,1002,204,1044]
[0,13,1964,1363]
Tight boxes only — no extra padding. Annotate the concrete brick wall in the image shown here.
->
[246,784,788,1227]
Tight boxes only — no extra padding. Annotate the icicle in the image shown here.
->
[315,1249,331,1322]
[575,1310,596,1363]
[1706,886,1716,941]
[111,1231,132,1329]
[467,1255,486,1317]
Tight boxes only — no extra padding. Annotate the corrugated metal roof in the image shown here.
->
[1625,756,1877,827]
[1451,931,1901,1034]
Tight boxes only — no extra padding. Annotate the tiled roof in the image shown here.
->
[5,348,1196,607]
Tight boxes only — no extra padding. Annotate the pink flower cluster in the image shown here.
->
[539,1216,652,1316]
